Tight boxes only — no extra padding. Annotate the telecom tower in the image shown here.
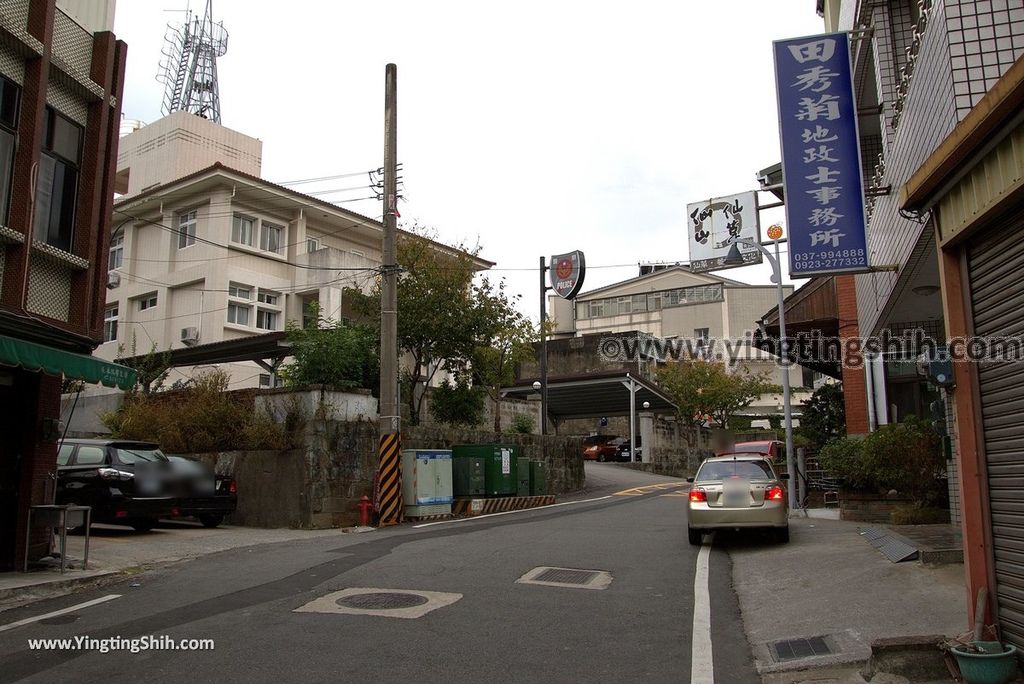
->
[157,0,228,122]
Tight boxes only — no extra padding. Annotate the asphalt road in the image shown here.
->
[0,464,757,683]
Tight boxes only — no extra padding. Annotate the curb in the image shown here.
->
[0,570,124,613]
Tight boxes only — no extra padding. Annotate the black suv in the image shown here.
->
[56,439,178,532]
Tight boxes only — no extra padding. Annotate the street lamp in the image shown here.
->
[723,232,798,512]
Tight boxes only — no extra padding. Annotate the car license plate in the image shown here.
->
[723,480,749,507]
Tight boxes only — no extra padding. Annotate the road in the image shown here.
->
[0,464,758,683]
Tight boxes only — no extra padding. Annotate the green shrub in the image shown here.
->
[818,435,869,488]
[891,505,949,525]
[508,413,535,434]
[429,378,485,427]
[101,369,298,452]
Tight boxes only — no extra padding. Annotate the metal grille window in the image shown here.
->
[177,209,197,249]
[33,107,81,253]
[259,373,284,388]
[231,213,255,246]
[108,233,123,270]
[0,76,18,226]
[577,284,725,319]
[138,294,157,311]
[260,221,283,254]
[103,304,118,343]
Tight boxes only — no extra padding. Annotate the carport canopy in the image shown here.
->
[501,371,677,421]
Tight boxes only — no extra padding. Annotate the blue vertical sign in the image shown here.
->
[774,33,870,277]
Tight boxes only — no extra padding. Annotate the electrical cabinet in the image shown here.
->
[453,444,518,496]
[516,457,531,497]
[452,457,485,497]
[401,449,453,517]
[529,461,548,496]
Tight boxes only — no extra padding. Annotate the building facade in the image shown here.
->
[810,0,1024,637]
[0,0,128,571]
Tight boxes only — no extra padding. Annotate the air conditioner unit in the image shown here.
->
[180,327,200,345]
[106,271,121,289]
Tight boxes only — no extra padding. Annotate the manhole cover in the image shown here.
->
[336,592,429,610]
[770,636,834,662]
[533,568,600,585]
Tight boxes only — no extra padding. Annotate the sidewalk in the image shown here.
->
[0,521,370,612]
[725,516,968,682]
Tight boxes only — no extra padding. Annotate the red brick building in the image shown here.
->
[0,0,132,572]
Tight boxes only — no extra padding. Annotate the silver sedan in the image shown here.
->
[686,454,790,545]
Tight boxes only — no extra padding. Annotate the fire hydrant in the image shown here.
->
[357,495,373,527]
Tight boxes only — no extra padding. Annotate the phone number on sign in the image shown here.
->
[794,250,865,261]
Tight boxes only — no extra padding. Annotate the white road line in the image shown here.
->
[691,541,714,683]
[412,495,614,528]
[0,594,121,633]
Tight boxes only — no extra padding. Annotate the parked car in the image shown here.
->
[167,456,237,528]
[686,453,789,545]
[616,438,642,462]
[56,439,178,532]
[716,440,785,464]
[582,435,622,462]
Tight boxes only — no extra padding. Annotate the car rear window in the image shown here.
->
[696,460,775,482]
[114,446,168,464]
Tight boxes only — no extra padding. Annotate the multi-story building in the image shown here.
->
[546,265,810,418]
[779,0,1024,641]
[0,0,128,571]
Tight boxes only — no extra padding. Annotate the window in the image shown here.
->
[694,328,709,342]
[103,304,118,343]
[57,444,73,466]
[139,294,157,311]
[260,221,283,254]
[227,302,250,326]
[74,446,108,466]
[257,289,279,305]
[259,373,284,389]
[306,237,320,253]
[228,284,251,300]
[33,107,81,252]
[177,209,197,249]
[232,213,255,246]
[108,233,123,270]
[256,308,278,331]
[0,76,18,226]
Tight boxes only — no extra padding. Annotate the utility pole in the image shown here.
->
[539,257,549,435]
[377,63,402,526]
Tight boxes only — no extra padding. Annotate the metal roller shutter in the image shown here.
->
[968,208,1024,651]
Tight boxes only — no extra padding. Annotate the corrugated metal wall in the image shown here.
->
[968,207,1024,652]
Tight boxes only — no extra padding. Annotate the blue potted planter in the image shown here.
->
[951,641,1018,684]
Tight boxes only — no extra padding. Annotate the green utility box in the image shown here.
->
[452,456,485,497]
[516,457,531,497]
[530,461,548,496]
[453,444,518,496]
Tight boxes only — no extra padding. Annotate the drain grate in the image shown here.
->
[770,636,834,662]
[516,566,613,590]
[861,526,919,563]
[533,568,600,585]
[336,592,429,610]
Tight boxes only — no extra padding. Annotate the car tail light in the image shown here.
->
[171,507,180,516]
[228,479,237,494]
[115,510,128,518]
[765,485,785,501]
[688,488,707,503]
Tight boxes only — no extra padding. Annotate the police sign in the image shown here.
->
[550,250,586,299]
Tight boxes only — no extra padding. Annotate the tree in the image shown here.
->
[798,383,846,450]
[278,303,378,391]
[429,378,486,427]
[470,277,536,432]
[350,226,503,425]
[116,333,172,395]
[656,360,780,430]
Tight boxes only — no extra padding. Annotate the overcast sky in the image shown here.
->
[112,1,825,322]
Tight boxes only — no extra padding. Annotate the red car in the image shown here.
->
[582,435,624,462]
[716,440,785,464]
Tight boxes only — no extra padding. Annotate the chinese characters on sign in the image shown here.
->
[774,32,869,276]
[686,191,762,273]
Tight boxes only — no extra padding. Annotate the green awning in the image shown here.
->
[0,334,137,390]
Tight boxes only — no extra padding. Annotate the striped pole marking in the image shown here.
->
[377,432,403,526]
